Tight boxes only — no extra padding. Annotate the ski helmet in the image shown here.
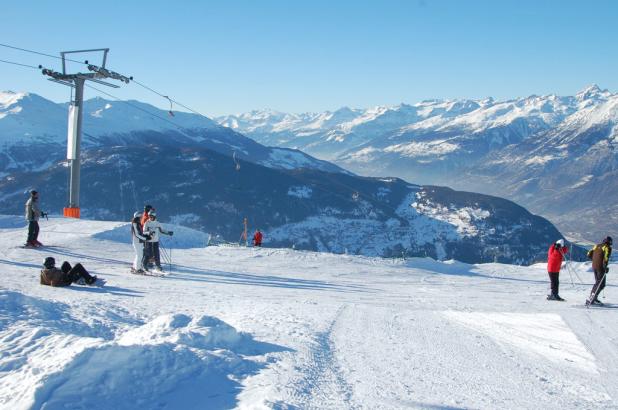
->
[30,190,38,196]
[43,256,55,269]
[556,239,564,247]
[604,236,613,245]
[133,211,141,219]
[144,204,153,212]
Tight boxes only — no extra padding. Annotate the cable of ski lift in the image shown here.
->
[0,42,86,65]
[1,42,211,125]
[83,83,192,137]
[0,58,40,69]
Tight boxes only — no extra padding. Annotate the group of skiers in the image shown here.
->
[546,236,613,306]
[130,204,174,274]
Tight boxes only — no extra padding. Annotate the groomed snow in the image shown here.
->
[1,217,617,409]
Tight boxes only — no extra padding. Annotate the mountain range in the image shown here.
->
[216,85,617,241]
[0,90,575,264]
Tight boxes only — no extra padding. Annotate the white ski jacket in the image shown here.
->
[143,220,171,242]
[25,198,41,221]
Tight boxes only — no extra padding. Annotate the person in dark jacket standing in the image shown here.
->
[24,190,47,247]
[40,257,97,286]
[547,239,568,301]
[586,236,612,306]
[140,205,154,267]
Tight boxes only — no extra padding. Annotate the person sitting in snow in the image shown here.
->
[40,256,97,286]
[143,210,173,271]
[253,229,263,247]
[586,236,612,306]
[546,239,568,301]
[131,211,151,274]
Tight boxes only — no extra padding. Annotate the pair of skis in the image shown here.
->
[130,267,169,277]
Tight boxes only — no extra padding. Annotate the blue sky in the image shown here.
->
[1,0,617,116]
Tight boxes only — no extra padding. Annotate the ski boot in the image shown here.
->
[547,294,564,301]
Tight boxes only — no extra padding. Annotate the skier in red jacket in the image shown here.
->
[547,239,568,301]
[253,229,263,247]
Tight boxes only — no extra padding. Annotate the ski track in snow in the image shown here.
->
[0,216,617,409]
[288,305,356,409]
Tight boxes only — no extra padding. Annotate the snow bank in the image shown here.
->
[0,289,284,410]
[92,223,210,249]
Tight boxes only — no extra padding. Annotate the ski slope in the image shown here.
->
[0,216,617,409]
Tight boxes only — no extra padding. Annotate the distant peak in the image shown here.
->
[576,84,611,101]
[0,90,29,108]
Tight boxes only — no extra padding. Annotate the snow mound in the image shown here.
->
[0,290,286,410]
[93,223,210,249]
[118,313,246,349]
[31,313,282,410]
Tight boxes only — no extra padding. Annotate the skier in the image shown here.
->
[130,211,151,273]
[24,190,47,247]
[40,256,98,286]
[140,204,154,268]
[586,236,612,306]
[546,239,568,301]
[140,204,154,227]
[143,210,173,271]
[253,229,263,247]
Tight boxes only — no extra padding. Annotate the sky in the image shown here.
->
[1,0,617,116]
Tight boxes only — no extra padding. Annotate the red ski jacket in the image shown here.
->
[547,244,568,272]
[253,231,263,246]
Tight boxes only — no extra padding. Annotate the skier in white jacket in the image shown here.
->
[131,211,150,273]
[143,210,173,271]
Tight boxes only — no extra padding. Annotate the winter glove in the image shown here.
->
[144,234,152,240]
[605,267,610,274]
[587,250,593,260]
[168,231,174,236]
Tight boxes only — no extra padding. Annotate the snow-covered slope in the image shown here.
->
[215,85,618,241]
[1,217,617,409]
[0,91,345,175]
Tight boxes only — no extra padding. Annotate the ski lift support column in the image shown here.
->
[40,48,131,218]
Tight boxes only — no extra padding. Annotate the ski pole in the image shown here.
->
[168,237,173,274]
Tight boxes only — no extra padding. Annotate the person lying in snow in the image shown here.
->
[40,256,98,286]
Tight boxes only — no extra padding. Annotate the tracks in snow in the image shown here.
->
[290,305,357,410]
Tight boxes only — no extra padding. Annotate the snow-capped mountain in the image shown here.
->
[0,140,575,264]
[0,91,344,176]
[216,85,617,241]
